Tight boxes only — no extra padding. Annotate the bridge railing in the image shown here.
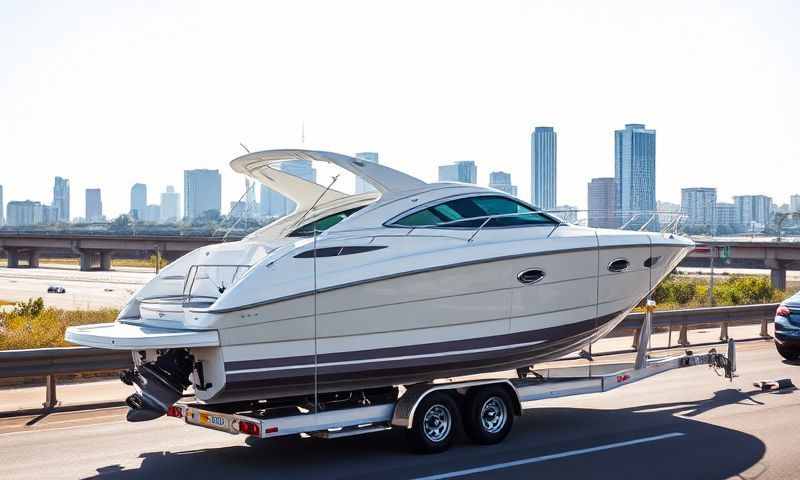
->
[0,302,779,412]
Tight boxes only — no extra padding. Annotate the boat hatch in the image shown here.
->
[65,322,220,350]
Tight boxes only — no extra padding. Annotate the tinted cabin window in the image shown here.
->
[288,207,364,237]
[393,196,556,228]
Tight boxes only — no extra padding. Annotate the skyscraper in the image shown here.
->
[354,152,379,194]
[0,185,4,225]
[6,200,44,226]
[531,127,557,209]
[791,194,800,212]
[52,176,70,223]
[260,184,288,219]
[681,188,717,227]
[85,189,103,222]
[488,171,517,196]
[587,177,618,228]
[715,202,736,228]
[733,195,773,229]
[184,169,222,220]
[130,183,147,220]
[160,185,180,223]
[614,124,656,223]
[438,161,477,184]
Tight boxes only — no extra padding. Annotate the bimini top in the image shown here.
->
[229,149,427,211]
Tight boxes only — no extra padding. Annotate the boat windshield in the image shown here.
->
[287,207,365,237]
[392,195,557,228]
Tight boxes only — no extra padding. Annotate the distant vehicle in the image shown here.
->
[47,286,66,294]
[775,292,800,360]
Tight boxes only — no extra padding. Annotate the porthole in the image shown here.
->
[607,259,630,273]
[517,269,545,284]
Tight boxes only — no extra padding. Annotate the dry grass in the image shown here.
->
[0,298,117,350]
[37,256,167,269]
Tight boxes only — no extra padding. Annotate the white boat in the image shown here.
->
[65,149,694,421]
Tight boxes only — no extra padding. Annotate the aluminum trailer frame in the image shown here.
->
[168,340,736,445]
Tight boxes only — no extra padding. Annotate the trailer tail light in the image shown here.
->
[166,405,183,418]
[777,305,791,318]
[239,420,261,436]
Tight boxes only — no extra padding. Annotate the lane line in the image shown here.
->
[412,432,686,480]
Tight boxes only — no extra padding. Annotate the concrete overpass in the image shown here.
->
[682,236,800,289]
[0,232,241,270]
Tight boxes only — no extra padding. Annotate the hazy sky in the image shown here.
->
[1,1,798,218]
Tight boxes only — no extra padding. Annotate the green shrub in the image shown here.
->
[0,297,118,350]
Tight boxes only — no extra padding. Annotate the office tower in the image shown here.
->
[52,176,70,223]
[130,183,147,220]
[85,189,103,222]
[531,127,557,209]
[488,171,518,196]
[184,169,222,220]
[715,202,736,227]
[260,184,288,219]
[0,185,4,225]
[681,188,717,227]
[554,205,578,223]
[6,200,44,226]
[144,205,161,223]
[614,124,656,220]
[733,195,773,229]
[438,161,477,184]
[587,177,618,228]
[791,194,800,212]
[245,179,257,216]
[229,200,247,218]
[160,185,181,223]
[354,152,380,194]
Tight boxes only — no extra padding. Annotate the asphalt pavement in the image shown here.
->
[0,341,797,479]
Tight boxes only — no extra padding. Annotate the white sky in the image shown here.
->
[1,0,798,218]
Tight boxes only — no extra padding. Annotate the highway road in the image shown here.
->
[0,341,797,479]
[0,265,153,309]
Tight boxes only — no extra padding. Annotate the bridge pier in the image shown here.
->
[100,252,112,271]
[766,259,789,291]
[4,247,20,268]
[78,251,113,271]
[28,250,40,268]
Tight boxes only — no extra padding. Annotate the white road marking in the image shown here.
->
[412,432,686,480]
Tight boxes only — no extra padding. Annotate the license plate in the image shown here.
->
[187,409,228,430]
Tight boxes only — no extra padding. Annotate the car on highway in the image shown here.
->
[46,285,66,294]
[775,291,800,360]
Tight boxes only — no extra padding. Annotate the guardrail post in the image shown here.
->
[43,375,58,409]
[631,328,640,349]
[719,321,729,342]
[760,317,770,338]
[677,322,690,346]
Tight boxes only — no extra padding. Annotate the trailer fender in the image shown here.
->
[391,379,521,429]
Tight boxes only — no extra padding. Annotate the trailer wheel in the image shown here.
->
[406,392,460,453]
[464,386,514,445]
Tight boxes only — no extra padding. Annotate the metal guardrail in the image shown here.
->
[0,303,779,411]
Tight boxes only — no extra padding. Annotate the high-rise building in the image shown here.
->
[531,127,557,209]
[681,188,717,227]
[6,200,45,226]
[130,183,147,220]
[229,200,247,218]
[488,171,518,197]
[587,177,618,228]
[733,195,773,229]
[260,184,288,219]
[0,185,4,225]
[791,194,800,212]
[354,152,379,194]
[144,205,161,223]
[160,185,180,223]
[715,202,736,227]
[52,176,70,223]
[614,124,656,219]
[184,169,222,220]
[438,161,477,184]
[85,189,103,222]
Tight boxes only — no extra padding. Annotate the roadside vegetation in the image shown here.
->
[32,255,169,269]
[0,298,117,350]
[649,274,787,310]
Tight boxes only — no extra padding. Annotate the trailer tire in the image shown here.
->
[464,386,514,445]
[406,392,460,454]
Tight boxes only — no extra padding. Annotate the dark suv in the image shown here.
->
[775,291,800,360]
